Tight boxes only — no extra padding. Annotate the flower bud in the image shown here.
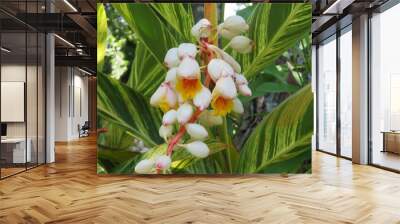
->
[164,48,180,68]
[232,98,244,114]
[218,23,237,40]
[150,83,177,112]
[238,84,252,96]
[150,84,167,106]
[162,109,177,125]
[177,57,200,79]
[234,73,248,86]
[184,141,210,158]
[214,76,237,99]
[199,110,223,127]
[165,68,177,86]
[193,86,212,110]
[230,36,253,54]
[191,18,211,39]
[178,43,197,59]
[207,58,234,82]
[135,159,155,174]
[207,44,241,73]
[155,155,171,170]
[185,123,208,140]
[223,15,249,34]
[177,103,193,124]
[159,125,173,139]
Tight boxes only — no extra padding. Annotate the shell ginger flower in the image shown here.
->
[141,16,253,174]
[211,76,238,116]
[175,58,202,101]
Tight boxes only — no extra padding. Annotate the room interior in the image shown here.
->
[0,0,96,179]
[313,0,400,172]
[0,26,46,178]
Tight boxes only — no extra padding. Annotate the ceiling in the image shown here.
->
[0,0,96,74]
[312,0,391,44]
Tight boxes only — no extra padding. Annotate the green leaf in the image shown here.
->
[178,152,227,174]
[241,81,299,103]
[262,64,290,83]
[98,148,138,165]
[97,3,107,72]
[97,161,107,174]
[236,85,313,173]
[97,73,163,147]
[237,3,312,79]
[97,120,135,150]
[150,3,195,42]
[215,117,239,173]
[112,3,193,66]
[236,4,257,20]
[127,41,165,98]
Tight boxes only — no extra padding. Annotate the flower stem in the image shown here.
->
[166,109,202,156]
[204,3,218,45]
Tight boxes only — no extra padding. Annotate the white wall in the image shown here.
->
[54,67,89,141]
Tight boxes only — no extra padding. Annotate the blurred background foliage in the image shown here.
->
[97,3,313,174]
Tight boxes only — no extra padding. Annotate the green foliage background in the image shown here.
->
[97,3,313,174]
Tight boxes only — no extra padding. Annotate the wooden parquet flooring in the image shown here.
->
[1,136,400,224]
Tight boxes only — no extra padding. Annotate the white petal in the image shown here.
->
[220,51,241,73]
[177,57,200,79]
[199,110,223,127]
[207,44,241,73]
[178,43,197,59]
[184,141,209,158]
[135,159,155,174]
[185,123,208,140]
[193,87,212,110]
[165,86,178,108]
[191,24,201,39]
[207,58,234,82]
[177,103,193,124]
[164,48,180,68]
[219,26,237,40]
[230,36,253,53]
[165,68,177,86]
[234,73,248,85]
[217,23,224,33]
[155,155,171,170]
[238,84,252,96]
[159,125,173,139]
[150,84,167,106]
[232,98,244,114]
[191,18,211,39]
[177,94,185,104]
[162,110,177,125]
[223,15,249,34]
[214,76,237,99]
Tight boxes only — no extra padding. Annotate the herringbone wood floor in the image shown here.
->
[1,136,400,224]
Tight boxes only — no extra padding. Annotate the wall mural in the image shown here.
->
[97,3,313,174]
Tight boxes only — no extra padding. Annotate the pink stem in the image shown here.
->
[166,109,203,156]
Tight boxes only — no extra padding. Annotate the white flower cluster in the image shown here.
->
[135,15,253,174]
